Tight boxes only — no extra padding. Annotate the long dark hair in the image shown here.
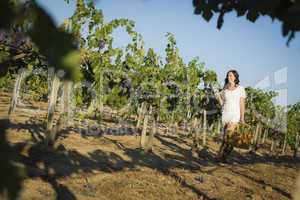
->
[224,69,240,89]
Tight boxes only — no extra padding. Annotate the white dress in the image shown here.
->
[220,85,246,125]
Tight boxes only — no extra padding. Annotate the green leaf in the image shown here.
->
[246,10,259,22]
[203,10,213,22]
[0,0,14,29]
[217,12,224,29]
[28,3,81,81]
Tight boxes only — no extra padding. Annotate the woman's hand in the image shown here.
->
[215,90,224,106]
[240,118,245,124]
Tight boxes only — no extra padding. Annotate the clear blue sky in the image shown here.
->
[37,0,300,106]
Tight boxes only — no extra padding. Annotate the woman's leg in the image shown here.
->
[217,124,228,159]
[217,123,234,161]
[223,123,237,157]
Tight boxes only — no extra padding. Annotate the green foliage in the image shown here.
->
[159,33,187,124]
[244,87,292,145]
[27,4,82,81]
[21,73,48,101]
[287,102,300,147]
[104,87,128,109]
[193,0,300,45]
[163,33,186,83]
[1,2,299,199]
[0,0,14,29]
[0,0,83,199]
[0,73,14,91]
[72,83,93,107]
[245,87,277,126]
[0,0,82,82]
[203,69,217,85]
[63,0,142,113]
[137,48,161,106]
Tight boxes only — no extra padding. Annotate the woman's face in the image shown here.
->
[227,72,236,84]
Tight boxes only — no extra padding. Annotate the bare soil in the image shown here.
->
[0,92,299,200]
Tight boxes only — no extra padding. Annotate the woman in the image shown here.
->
[215,69,246,161]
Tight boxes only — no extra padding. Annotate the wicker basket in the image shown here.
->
[225,123,253,149]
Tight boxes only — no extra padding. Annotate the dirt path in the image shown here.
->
[1,92,299,200]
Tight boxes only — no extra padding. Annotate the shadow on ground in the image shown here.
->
[7,117,300,200]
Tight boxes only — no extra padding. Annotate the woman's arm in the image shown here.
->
[240,97,245,123]
[215,90,224,106]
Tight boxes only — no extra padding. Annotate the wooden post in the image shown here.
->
[216,119,221,136]
[294,132,299,158]
[171,112,175,135]
[256,125,263,147]
[173,123,178,135]
[202,110,207,147]
[8,68,26,117]
[209,123,214,137]
[136,102,145,129]
[282,131,288,154]
[249,123,259,152]
[255,124,260,145]
[46,75,60,145]
[61,81,72,128]
[191,117,199,153]
[145,115,156,152]
[140,105,152,148]
[262,128,268,144]
[270,139,275,153]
